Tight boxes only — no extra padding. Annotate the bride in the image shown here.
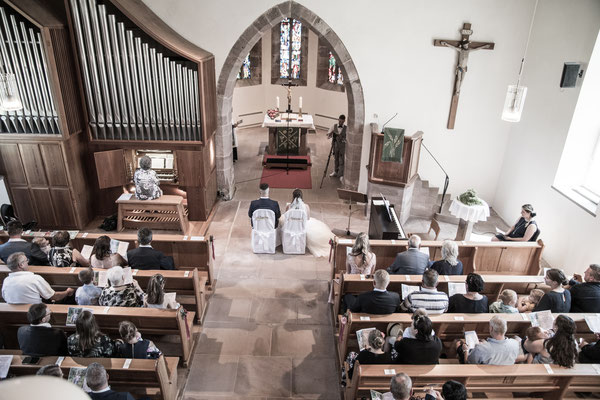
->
[283,189,333,258]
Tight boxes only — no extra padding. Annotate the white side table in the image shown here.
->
[448,198,490,241]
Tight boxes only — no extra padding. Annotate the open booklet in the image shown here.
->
[93,267,134,288]
[66,307,94,326]
[529,309,554,330]
[80,239,129,261]
[0,355,12,379]
[68,367,91,392]
[447,282,467,297]
[585,315,600,334]
[401,284,420,300]
[464,330,479,350]
[356,327,376,351]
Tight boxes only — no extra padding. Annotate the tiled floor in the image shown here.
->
[182,127,513,399]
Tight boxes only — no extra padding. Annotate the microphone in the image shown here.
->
[381,113,398,132]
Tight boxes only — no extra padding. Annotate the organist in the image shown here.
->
[134,155,163,200]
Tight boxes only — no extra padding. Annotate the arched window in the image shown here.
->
[271,18,307,85]
[317,38,345,92]
[236,39,262,87]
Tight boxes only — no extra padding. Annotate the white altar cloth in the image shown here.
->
[262,113,315,129]
[449,198,490,223]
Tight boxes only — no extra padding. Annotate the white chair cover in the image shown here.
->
[282,208,307,254]
[251,209,277,254]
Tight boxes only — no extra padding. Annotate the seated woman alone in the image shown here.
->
[346,232,376,275]
[493,203,539,242]
[448,273,488,313]
[430,240,463,275]
[145,274,180,309]
[134,155,162,200]
[90,235,126,269]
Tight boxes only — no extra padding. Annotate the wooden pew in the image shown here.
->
[0,266,208,324]
[330,238,545,279]
[337,312,596,365]
[0,231,216,290]
[0,303,196,367]
[1,353,179,400]
[332,273,550,317]
[346,362,600,400]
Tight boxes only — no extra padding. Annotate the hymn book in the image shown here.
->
[447,282,467,297]
[68,367,91,392]
[356,327,376,351]
[585,315,600,334]
[464,330,479,350]
[401,284,420,300]
[66,307,94,326]
[529,310,554,330]
[0,355,12,379]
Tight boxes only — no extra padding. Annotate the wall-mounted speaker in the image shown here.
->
[560,63,581,88]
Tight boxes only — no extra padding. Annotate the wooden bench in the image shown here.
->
[116,194,189,233]
[337,312,596,365]
[330,238,545,279]
[0,303,196,367]
[346,362,600,400]
[332,273,550,317]
[0,266,208,324]
[0,352,179,400]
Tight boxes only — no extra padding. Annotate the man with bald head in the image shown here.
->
[387,235,430,275]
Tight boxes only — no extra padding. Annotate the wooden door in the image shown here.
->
[94,149,128,189]
[175,150,203,187]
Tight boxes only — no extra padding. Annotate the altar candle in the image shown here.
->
[299,96,303,108]
[276,96,280,109]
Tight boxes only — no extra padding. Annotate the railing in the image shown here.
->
[421,141,449,213]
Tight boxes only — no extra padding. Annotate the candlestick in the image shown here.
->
[276,96,280,110]
[299,96,302,108]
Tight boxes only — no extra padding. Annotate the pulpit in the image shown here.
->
[262,113,315,155]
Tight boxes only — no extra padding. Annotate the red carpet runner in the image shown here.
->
[260,155,312,189]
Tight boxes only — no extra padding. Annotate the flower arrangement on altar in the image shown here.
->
[457,189,483,206]
[266,109,280,120]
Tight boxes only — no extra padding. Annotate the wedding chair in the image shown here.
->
[251,209,277,254]
[282,208,307,254]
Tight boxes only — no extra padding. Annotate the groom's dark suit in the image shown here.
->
[248,197,281,228]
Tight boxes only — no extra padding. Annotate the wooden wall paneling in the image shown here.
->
[40,143,68,186]
[30,188,57,226]
[497,248,536,275]
[175,150,203,187]
[10,187,36,224]
[474,247,503,273]
[186,186,203,221]
[18,144,47,186]
[199,57,217,141]
[50,188,77,227]
[204,171,217,217]
[0,144,27,185]
[62,134,94,228]
[93,149,127,189]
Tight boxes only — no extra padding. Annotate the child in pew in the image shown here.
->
[517,288,545,313]
[75,268,103,306]
[522,326,550,363]
[489,289,519,313]
[116,320,162,359]
[32,237,51,255]
[144,274,180,310]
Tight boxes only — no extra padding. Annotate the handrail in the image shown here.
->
[421,141,449,213]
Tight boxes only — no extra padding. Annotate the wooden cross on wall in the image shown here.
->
[434,23,495,129]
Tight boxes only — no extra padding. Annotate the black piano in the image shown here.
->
[368,196,407,240]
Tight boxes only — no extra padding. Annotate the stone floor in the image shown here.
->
[182,127,514,399]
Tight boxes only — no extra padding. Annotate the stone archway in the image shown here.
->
[215,1,365,199]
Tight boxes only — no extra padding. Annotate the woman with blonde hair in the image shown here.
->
[431,240,463,275]
[116,321,161,359]
[346,232,376,275]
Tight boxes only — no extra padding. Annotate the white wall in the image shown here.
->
[494,0,600,274]
[232,29,348,130]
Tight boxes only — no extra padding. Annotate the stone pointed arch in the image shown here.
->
[215,1,364,198]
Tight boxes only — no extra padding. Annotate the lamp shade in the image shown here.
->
[501,85,527,122]
[0,73,23,111]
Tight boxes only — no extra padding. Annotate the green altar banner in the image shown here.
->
[382,127,405,163]
[276,127,300,155]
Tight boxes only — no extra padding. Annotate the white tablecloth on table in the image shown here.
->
[262,113,315,129]
[448,198,490,223]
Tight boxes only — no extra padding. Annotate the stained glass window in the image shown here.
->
[328,52,343,85]
[237,53,251,79]
[280,19,302,79]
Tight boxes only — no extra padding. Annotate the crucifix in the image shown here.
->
[434,23,494,129]
[281,79,298,114]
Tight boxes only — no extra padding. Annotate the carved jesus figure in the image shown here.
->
[441,39,492,96]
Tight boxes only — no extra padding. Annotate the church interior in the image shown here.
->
[0,0,599,399]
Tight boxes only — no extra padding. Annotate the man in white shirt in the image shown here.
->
[2,252,74,304]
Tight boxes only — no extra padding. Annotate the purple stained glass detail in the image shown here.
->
[328,51,344,85]
[237,53,251,79]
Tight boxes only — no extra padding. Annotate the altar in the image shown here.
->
[262,113,315,155]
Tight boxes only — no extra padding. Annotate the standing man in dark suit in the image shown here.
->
[17,303,68,356]
[248,183,281,228]
[0,220,49,265]
[387,235,430,275]
[343,269,400,314]
[86,363,135,400]
[127,227,175,270]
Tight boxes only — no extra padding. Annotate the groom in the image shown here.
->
[248,183,281,228]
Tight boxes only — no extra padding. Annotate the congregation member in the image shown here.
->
[457,315,520,365]
[381,373,415,400]
[67,310,114,357]
[447,273,488,313]
[517,288,545,313]
[534,268,570,313]
[85,362,135,400]
[425,381,468,400]
[116,321,162,359]
[327,114,347,180]
[346,232,376,275]
[343,269,400,314]
[134,155,163,201]
[346,328,393,379]
[248,183,281,228]
[393,315,442,364]
[387,235,429,275]
[430,240,463,275]
[90,235,127,269]
[48,230,90,268]
[127,227,174,270]
[579,333,600,363]
[17,303,67,357]
[493,203,539,242]
[0,220,48,265]
[400,309,436,339]
[569,264,600,312]
[145,274,180,309]
[489,289,519,314]
[523,314,578,367]
[75,267,103,306]
[2,252,75,304]
[99,266,145,307]
[400,269,449,314]
[36,364,64,378]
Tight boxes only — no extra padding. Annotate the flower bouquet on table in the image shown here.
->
[266,108,280,120]
[457,188,482,206]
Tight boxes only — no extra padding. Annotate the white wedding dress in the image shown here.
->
[283,201,333,258]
